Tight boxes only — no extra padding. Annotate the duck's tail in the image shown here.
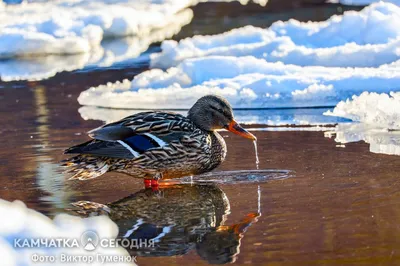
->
[61,155,111,180]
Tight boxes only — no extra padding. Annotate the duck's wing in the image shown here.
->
[64,111,197,159]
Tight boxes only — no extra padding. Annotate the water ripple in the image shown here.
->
[175,169,294,185]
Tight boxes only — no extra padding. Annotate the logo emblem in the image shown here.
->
[81,231,99,251]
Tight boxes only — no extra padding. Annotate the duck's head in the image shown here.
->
[188,95,256,141]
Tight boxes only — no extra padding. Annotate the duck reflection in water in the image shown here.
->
[72,183,260,264]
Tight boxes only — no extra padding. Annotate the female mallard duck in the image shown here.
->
[63,95,256,183]
[72,183,259,263]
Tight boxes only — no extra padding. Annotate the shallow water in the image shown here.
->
[1,1,400,265]
[2,85,400,264]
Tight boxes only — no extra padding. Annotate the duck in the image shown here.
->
[63,95,256,185]
[71,183,259,263]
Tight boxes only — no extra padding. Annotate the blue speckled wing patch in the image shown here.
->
[124,135,160,153]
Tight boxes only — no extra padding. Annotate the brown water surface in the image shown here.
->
[1,77,400,265]
[0,2,399,265]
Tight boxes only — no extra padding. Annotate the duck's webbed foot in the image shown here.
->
[143,173,163,189]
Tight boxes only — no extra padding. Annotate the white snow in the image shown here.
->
[0,8,193,81]
[324,91,400,155]
[324,91,400,129]
[78,55,400,109]
[0,0,268,59]
[78,2,400,115]
[151,2,400,69]
[325,123,400,155]
[0,0,196,58]
[0,199,134,266]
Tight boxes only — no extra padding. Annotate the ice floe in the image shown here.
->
[324,91,400,156]
[324,91,400,129]
[0,0,268,59]
[78,2,400,112]
[0,199,133,266]
[151,2,400,69]
[78,105,350,126]
[0,0,197,58]
[325,123,400,155]
[0,8,193,81]
[78,55,400,109]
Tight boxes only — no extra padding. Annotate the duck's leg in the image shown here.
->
[143,173,162,189]
[151,173,163,187]
[143,179,152,188]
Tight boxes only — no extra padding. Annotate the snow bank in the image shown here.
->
[78,105,349,125]
[324,91,400,155]
[0,0,194,58]
[324,91,400,129]
[78,2,400,113]
[325,123,400,155]
[0,8,193,81]
[0,199,134,266]
[78,56,400,109]
[151,2,400,69]
[0,0,267,59]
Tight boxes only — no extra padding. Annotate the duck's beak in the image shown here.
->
[225,120,257,141]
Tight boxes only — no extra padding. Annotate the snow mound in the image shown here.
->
[78,56,400,109]
[151,2,400,69]
[0,0,269,58]
[0,0,194,58]
[0,8,193,81]
[325,123,400,155]
[324,91,400,129]
[0,199,133,266]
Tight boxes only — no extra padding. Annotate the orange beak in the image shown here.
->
[225,120,257,141]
